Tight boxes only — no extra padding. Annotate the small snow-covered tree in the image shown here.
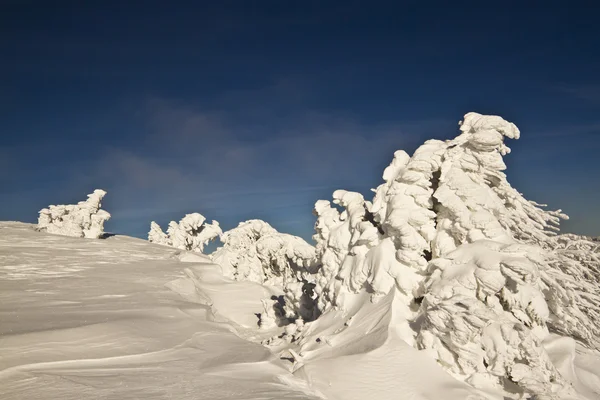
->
[37,189,111,238]
[148,213,222,253]
[212,220,315,285]
[211,219,319,324]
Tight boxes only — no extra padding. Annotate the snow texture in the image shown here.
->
[37,189,111,238]
[148,213,222,253]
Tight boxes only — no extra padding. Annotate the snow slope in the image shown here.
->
[0,222,319,400]
[231,113,600,399]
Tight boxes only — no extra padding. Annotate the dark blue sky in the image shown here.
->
[1,1,599,239]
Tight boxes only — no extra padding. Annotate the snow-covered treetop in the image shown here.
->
[37,189,111,238]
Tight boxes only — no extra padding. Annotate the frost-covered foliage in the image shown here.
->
[264,113,600,399]
[212,220,316,285]
[211,219,319,324]
[37,189,111,238]
[148,213,222,253]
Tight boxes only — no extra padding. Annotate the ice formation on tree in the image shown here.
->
[253,113,600,399]
[148,213,222,253]
[211,219,319,324]
[37,189,111,238]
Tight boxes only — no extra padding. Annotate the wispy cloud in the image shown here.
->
[554,83,600,106]
[77,92,451,237]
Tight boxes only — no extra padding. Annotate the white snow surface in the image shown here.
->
[37,189,110,238]
[0,222,320,400]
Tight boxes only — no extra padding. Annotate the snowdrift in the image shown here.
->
[37,189,111,238]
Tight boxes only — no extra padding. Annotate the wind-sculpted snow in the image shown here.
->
[37,189,110,238]
[259,112,600,399]
[148,213,222,253]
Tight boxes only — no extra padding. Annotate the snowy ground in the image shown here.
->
[1,222,599,399]
[0,222,319,400]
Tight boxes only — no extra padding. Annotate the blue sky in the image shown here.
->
[1,1,599,240]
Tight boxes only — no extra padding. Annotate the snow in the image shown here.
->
[0,222,320,400]
[37,189,110,238]
[4,112,600,399]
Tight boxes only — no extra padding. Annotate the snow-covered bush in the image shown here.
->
[268,112,600,399]
[211,219,319,324]
[148,213,222,253]
[37,189,111,238]
[212,219,316,286]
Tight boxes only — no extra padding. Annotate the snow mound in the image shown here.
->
[148,213,222,253]
[37,189,110,238]
[263,112,600,399]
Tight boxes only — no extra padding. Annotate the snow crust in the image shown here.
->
[37,189,111,238]
[148,213,222,253]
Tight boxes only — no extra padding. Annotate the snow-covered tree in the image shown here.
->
[212,219,316,286]
[148,213,222,253]
[37,189,111,238]
[269,113,599,399]
[211,219,319,324]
